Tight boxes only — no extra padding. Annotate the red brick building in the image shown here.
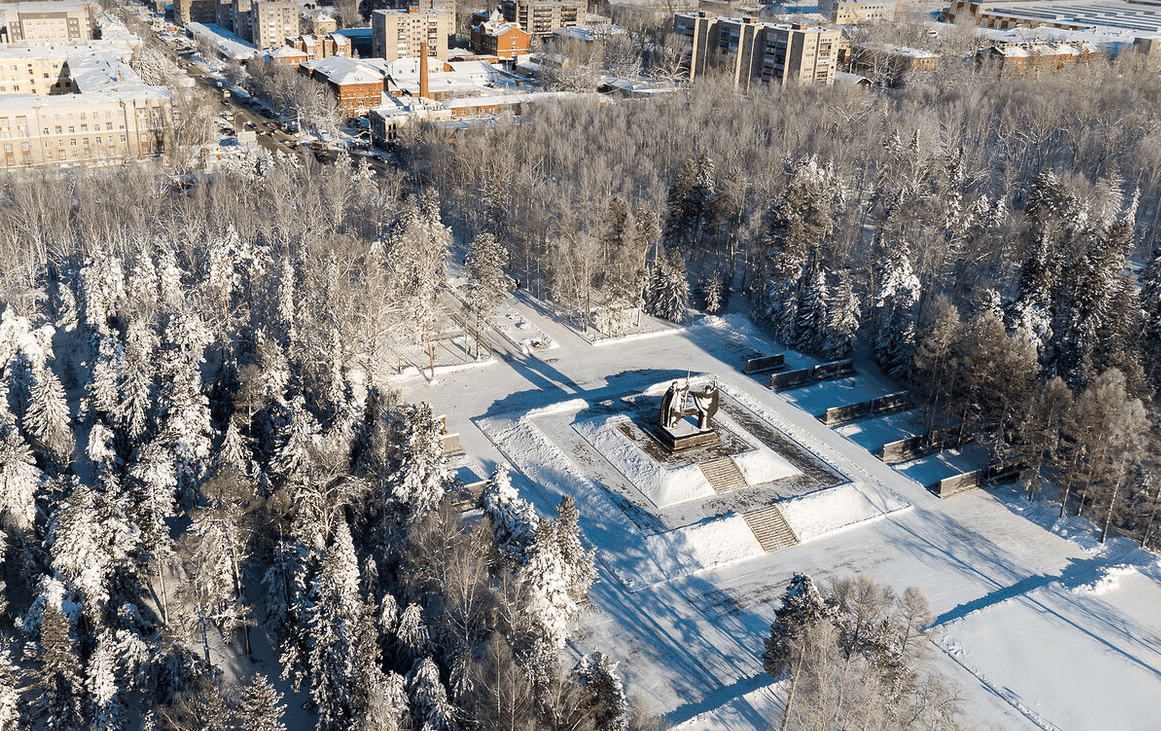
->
[470,13,532,58]
[300,56,387,116]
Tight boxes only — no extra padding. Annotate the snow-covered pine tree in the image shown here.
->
[238,674,287,731]
[407,657,455,731]
[85,335,122,425]
[795,268,828,355]
[127,439,178,623]
[821,270,859,360]
[662,152,716,256]
[643,249,689,324]
[116,319,159,445]
[520,520,577,650]
[276,257,297,345]
[573,652,628,731]
[304,520,365,731]
[0,642,22,730]
[363,670,409,731]
[47,482,111,624]
[87,629,129,731]
[271,396,321,487]
[32,597,84,731]
[24,365,73,471]
[158,248,185,311]
[480,462,539,562]
[554,495,596,603]
[463,233,515,357]
[762,573,838,731]
[701,270,729,315]
[157,314,213,503]
[872,248,921,377]
[0,418,40,531]
[394,603,431,665]
[386,403,451,522]
[382,190,452,346]
[78,247,126,339]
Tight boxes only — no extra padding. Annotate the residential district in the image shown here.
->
[3,0,1161,170]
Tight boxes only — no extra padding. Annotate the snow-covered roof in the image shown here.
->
[0,40,171,109]
[854,42,939,59]
[302,55,387,85]
[185,22,257,60]
[267,45,306,58]
[552,24,627,42]
[1,0,96,13]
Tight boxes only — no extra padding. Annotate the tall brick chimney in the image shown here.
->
[419,42,429,99]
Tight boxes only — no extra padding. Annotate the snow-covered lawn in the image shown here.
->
[405,302,1161,731]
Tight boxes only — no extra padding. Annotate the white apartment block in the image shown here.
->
[252,1,298,50]
[0,1,97,43]
[0,41,173,169]
[371,8,451,61]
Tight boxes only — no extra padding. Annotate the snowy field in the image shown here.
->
[401,303,1161,731]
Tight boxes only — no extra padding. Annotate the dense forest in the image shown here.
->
[2,21,1161,728]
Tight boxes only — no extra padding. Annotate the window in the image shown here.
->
[70,138,76,146]
[68,125,74,133]
[120,134,125,142]
[54,126,60,134]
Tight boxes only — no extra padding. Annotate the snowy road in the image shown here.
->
[399,295,1161,731]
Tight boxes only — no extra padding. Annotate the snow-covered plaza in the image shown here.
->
[405,301,1161,731]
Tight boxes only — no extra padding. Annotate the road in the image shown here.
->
[126,8,395,174]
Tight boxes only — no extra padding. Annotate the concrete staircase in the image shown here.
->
[699,457,748,494]
[744,505,799,552]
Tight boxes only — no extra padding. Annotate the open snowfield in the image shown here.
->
[403,298,1161,731]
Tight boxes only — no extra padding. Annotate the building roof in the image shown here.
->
[552,24,627,41]
[185,22,258,60]
[303,55,388,85]
[0,39,171,109]
[969,0,1161,35]
[0,1,98,14]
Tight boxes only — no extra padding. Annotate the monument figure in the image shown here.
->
[690,381,719,431]
[659,380,688,429]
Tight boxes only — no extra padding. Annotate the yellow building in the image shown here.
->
[372,8,452,61]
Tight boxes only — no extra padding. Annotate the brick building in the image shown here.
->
[300,55,386,116]
[252,1,298,50]
[470,13,532,58]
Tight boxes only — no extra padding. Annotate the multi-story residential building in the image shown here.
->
[818,0,910,24]
[300,55,386,116]
[371,8,451,61]
[382,0,458,31]
[231,0,253,40]
[676,12,840,90]
[252,1,298,50]
[470,12,532,58]
[306,12,337,36]
[500,0,585,37]
[0,41,173,169]
[0,1,98,43]
[176,0,216,26]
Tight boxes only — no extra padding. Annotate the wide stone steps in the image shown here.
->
[699,457,748,494]
[744,505,799,552]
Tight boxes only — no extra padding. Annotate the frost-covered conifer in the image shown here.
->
[464,233,515,356]
[395,604,431,663]
[78,248,126,338]
[272,396,321,485]
[574,652,628,731]
[0,420,40,530]
[0,642,22,730]
[821,270,859,360]
[238,674,287,731]
[304,521,364,731]
[47,483,111,620]
[85,335,122,423]
[554,495,596,603]
[386,403,451,522]
[32,597,84,731]
[24,366,73,470]
[480,463,539,562]
[158,248,185,311]
[795,269,828,355]
[520,522,576,649]
[276,258,297,345]
[643,250,689,324]
[408,657,455,731]
[116,320,159,443]
[872,249,920,376]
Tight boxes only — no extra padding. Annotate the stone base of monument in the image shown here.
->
[652,419,720,453]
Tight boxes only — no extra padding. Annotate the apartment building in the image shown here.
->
[818,0,909,24]
[176,0,216,26]
[677,12,840,90]
[0,1,98,43]
[500,0,585,37]
[0,42,173,169]
[252,1,299,50]
[382,0,458,31]
[288,33,353,61]
[371,8,451,61]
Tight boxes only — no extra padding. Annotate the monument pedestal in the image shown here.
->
[653,420,719,453]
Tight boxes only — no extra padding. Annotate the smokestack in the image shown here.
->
[420,42,429,99]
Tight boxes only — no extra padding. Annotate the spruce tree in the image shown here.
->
[821,270,859,360]
[643,250,689,325]
[463,233,515,357]
[238,674,287,731]
[871,249,920,377]
[24,366,73,471]
[574,652,628,731]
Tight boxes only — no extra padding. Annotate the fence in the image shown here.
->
[743,354,785,374]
